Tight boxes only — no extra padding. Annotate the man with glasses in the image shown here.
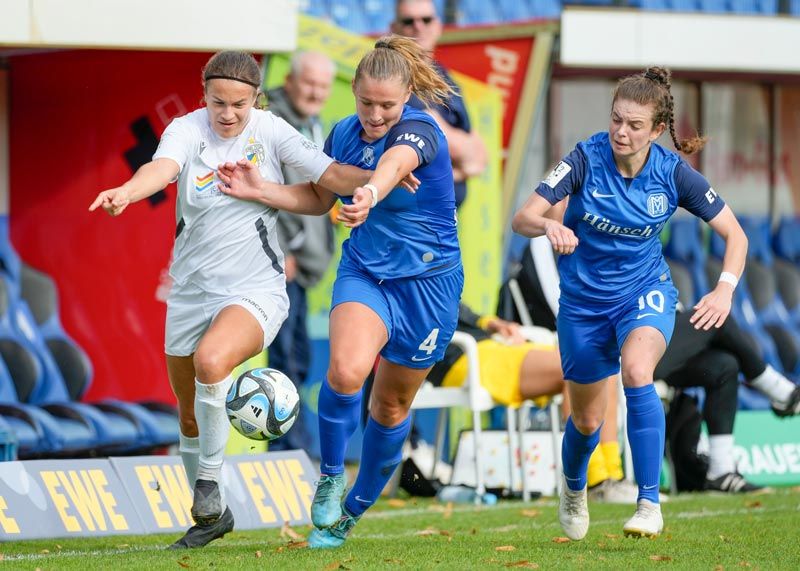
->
[391,0,487,208]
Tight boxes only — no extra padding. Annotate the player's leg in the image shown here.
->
[618,325,668,538]
[517,346,564,401]
[166,355,199,489]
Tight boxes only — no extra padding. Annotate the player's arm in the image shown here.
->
[88,158,179,216]
[217,159,337,215]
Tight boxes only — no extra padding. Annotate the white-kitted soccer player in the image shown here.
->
[88,51,408,549]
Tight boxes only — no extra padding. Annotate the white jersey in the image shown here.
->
[153,108,334,295]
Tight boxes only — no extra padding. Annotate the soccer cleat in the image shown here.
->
[623,499,663,538]
[311,473,347,528]
[168,506,234,549]
[308,505,359,549]
[558,475,590,540]
[191,479,224,525]
[705,472,763,493]
[771,386,800,418]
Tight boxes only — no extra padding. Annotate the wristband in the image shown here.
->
[718,271,738,289]
[364,184,379,208]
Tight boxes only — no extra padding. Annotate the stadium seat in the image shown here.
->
[330,0,371,33]
[363,0,394,33]
[0,273,143,453]
[697,0,728,13]
[663,217,710,306]
[772,216,800,265]
[457,0,502,25]
[20,264,179,449]
[497,0,536,22]
[529,0,563,18]
[298,0,331,19]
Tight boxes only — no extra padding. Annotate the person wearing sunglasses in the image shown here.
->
[391,0,487,208]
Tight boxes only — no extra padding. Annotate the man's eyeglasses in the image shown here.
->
[399,16,435,26]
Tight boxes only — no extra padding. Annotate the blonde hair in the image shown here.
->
[613,66,707,155]
[354,35,454,106]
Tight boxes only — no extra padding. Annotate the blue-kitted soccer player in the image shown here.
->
[217,35,463,548]
[512,66,748,540]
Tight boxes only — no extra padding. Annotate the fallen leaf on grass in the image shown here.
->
[274,547,285,553]
[40,550,49,554]
[604,533,619,539]
[387,499,406,508]
[738,562,752,568]
[745,500,762,509]
[521,509,540,518]
[714,565,724,571]
[504,561,539,569]
[288,540,308,549]
[495,545,516,552]
[649,555,672,562]
[415,527,452,540]
[280,521,304,541]
[177,561,191,569]
[552,537,570,543]
[255,550,262,558]
[56,545,62,550]
[116,544,130,549]
[719,535,729,542]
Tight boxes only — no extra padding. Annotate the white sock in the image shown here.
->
[706,434,735,480]
[195,375,234,483]
[750,365,795,404]
[179,432,199,490]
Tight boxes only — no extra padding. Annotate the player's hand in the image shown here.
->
[398,172,420,194]
[690,284,733,330]
[216,159,267,202]
[88,187,130,216]
[486,318,526,346]
[544,221,579,255]
[284,255,297,282]
[338,187,372,228]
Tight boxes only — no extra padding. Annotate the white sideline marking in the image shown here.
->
[1,503,789,562]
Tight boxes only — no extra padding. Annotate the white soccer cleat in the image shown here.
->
[623,499,663,538]
[558,475,590,540]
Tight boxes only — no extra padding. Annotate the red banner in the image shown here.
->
[9,50,214,403]
[436,33,537,150]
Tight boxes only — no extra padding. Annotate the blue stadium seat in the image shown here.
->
[792,0,800,15]
[458,0,502,25]
[697,0,728,12]
[497,0,535,21]
[773,216,800,265]
[663,217,710,305]
[529,0,563,18]
[20,265,179,449]
[298,0,331,18]
[330,0,371,33]
[363,0,394,33]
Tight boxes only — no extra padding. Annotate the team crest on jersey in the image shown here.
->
[361,146,375,167]
[244,137,265,165]
[647,193,668,217]
[195,171,215,192]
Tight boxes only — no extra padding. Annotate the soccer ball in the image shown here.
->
[225,368,300,441]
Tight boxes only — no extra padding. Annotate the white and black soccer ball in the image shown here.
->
[225,368,300,441]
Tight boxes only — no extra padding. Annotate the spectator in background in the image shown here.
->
[266,51,338,450]
[391,0,487,208]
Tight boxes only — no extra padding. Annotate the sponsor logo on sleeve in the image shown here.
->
[705,187,718,204]
[542,161,571,188]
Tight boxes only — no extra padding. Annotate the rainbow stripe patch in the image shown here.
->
[195,171,214,192]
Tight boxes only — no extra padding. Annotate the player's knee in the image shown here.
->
[178,415,198,437]
[621,363,654,388]
[570,412,603,435]
[370,397,410,427]
[193,347,233,383]
[327,358,369,394]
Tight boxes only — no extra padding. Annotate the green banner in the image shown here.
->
[732,411,800,487]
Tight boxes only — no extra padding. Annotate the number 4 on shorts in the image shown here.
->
[418,328,439,355]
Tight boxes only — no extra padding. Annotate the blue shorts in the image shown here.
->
[557,280,678,384]
[331,262,464,368]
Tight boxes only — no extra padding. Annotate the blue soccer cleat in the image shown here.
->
[308,506,359,549]
[311,473,347,528]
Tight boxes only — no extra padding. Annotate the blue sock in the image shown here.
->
[624,384,665,504]
[318,378,362,476]
[561,416,600,491]
[344,415,411,517]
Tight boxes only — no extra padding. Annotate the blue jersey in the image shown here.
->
[324,105,460,280]
[536,132,725,306]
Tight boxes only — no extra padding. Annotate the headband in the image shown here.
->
[204,74,260,88]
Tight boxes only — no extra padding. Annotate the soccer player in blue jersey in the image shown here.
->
[216,36,463,549]
[512,67,748,540]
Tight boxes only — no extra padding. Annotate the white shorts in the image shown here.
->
[165,281,289,357]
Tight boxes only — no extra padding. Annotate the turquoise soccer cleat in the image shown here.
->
[308,506,359,549]
[311,473,347,528]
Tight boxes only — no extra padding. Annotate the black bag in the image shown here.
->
[665,391,709,492]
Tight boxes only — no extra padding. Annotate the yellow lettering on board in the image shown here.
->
[152,464,192,527]
[256,460,301,521]
[41,471,80,532]
[0,496,20,534]
[285,459,313,515]
[57,470,106,531]
[91,470,128,530]
[238,462,276,524]
[135,466,172,528]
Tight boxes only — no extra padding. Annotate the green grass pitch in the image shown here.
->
[2,489,798,570]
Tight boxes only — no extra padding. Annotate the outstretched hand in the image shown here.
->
[88,187,130,216]
[398,172,420,193]
[216,159,266,202]
[338,186,372,228]
[690,285,733,330]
